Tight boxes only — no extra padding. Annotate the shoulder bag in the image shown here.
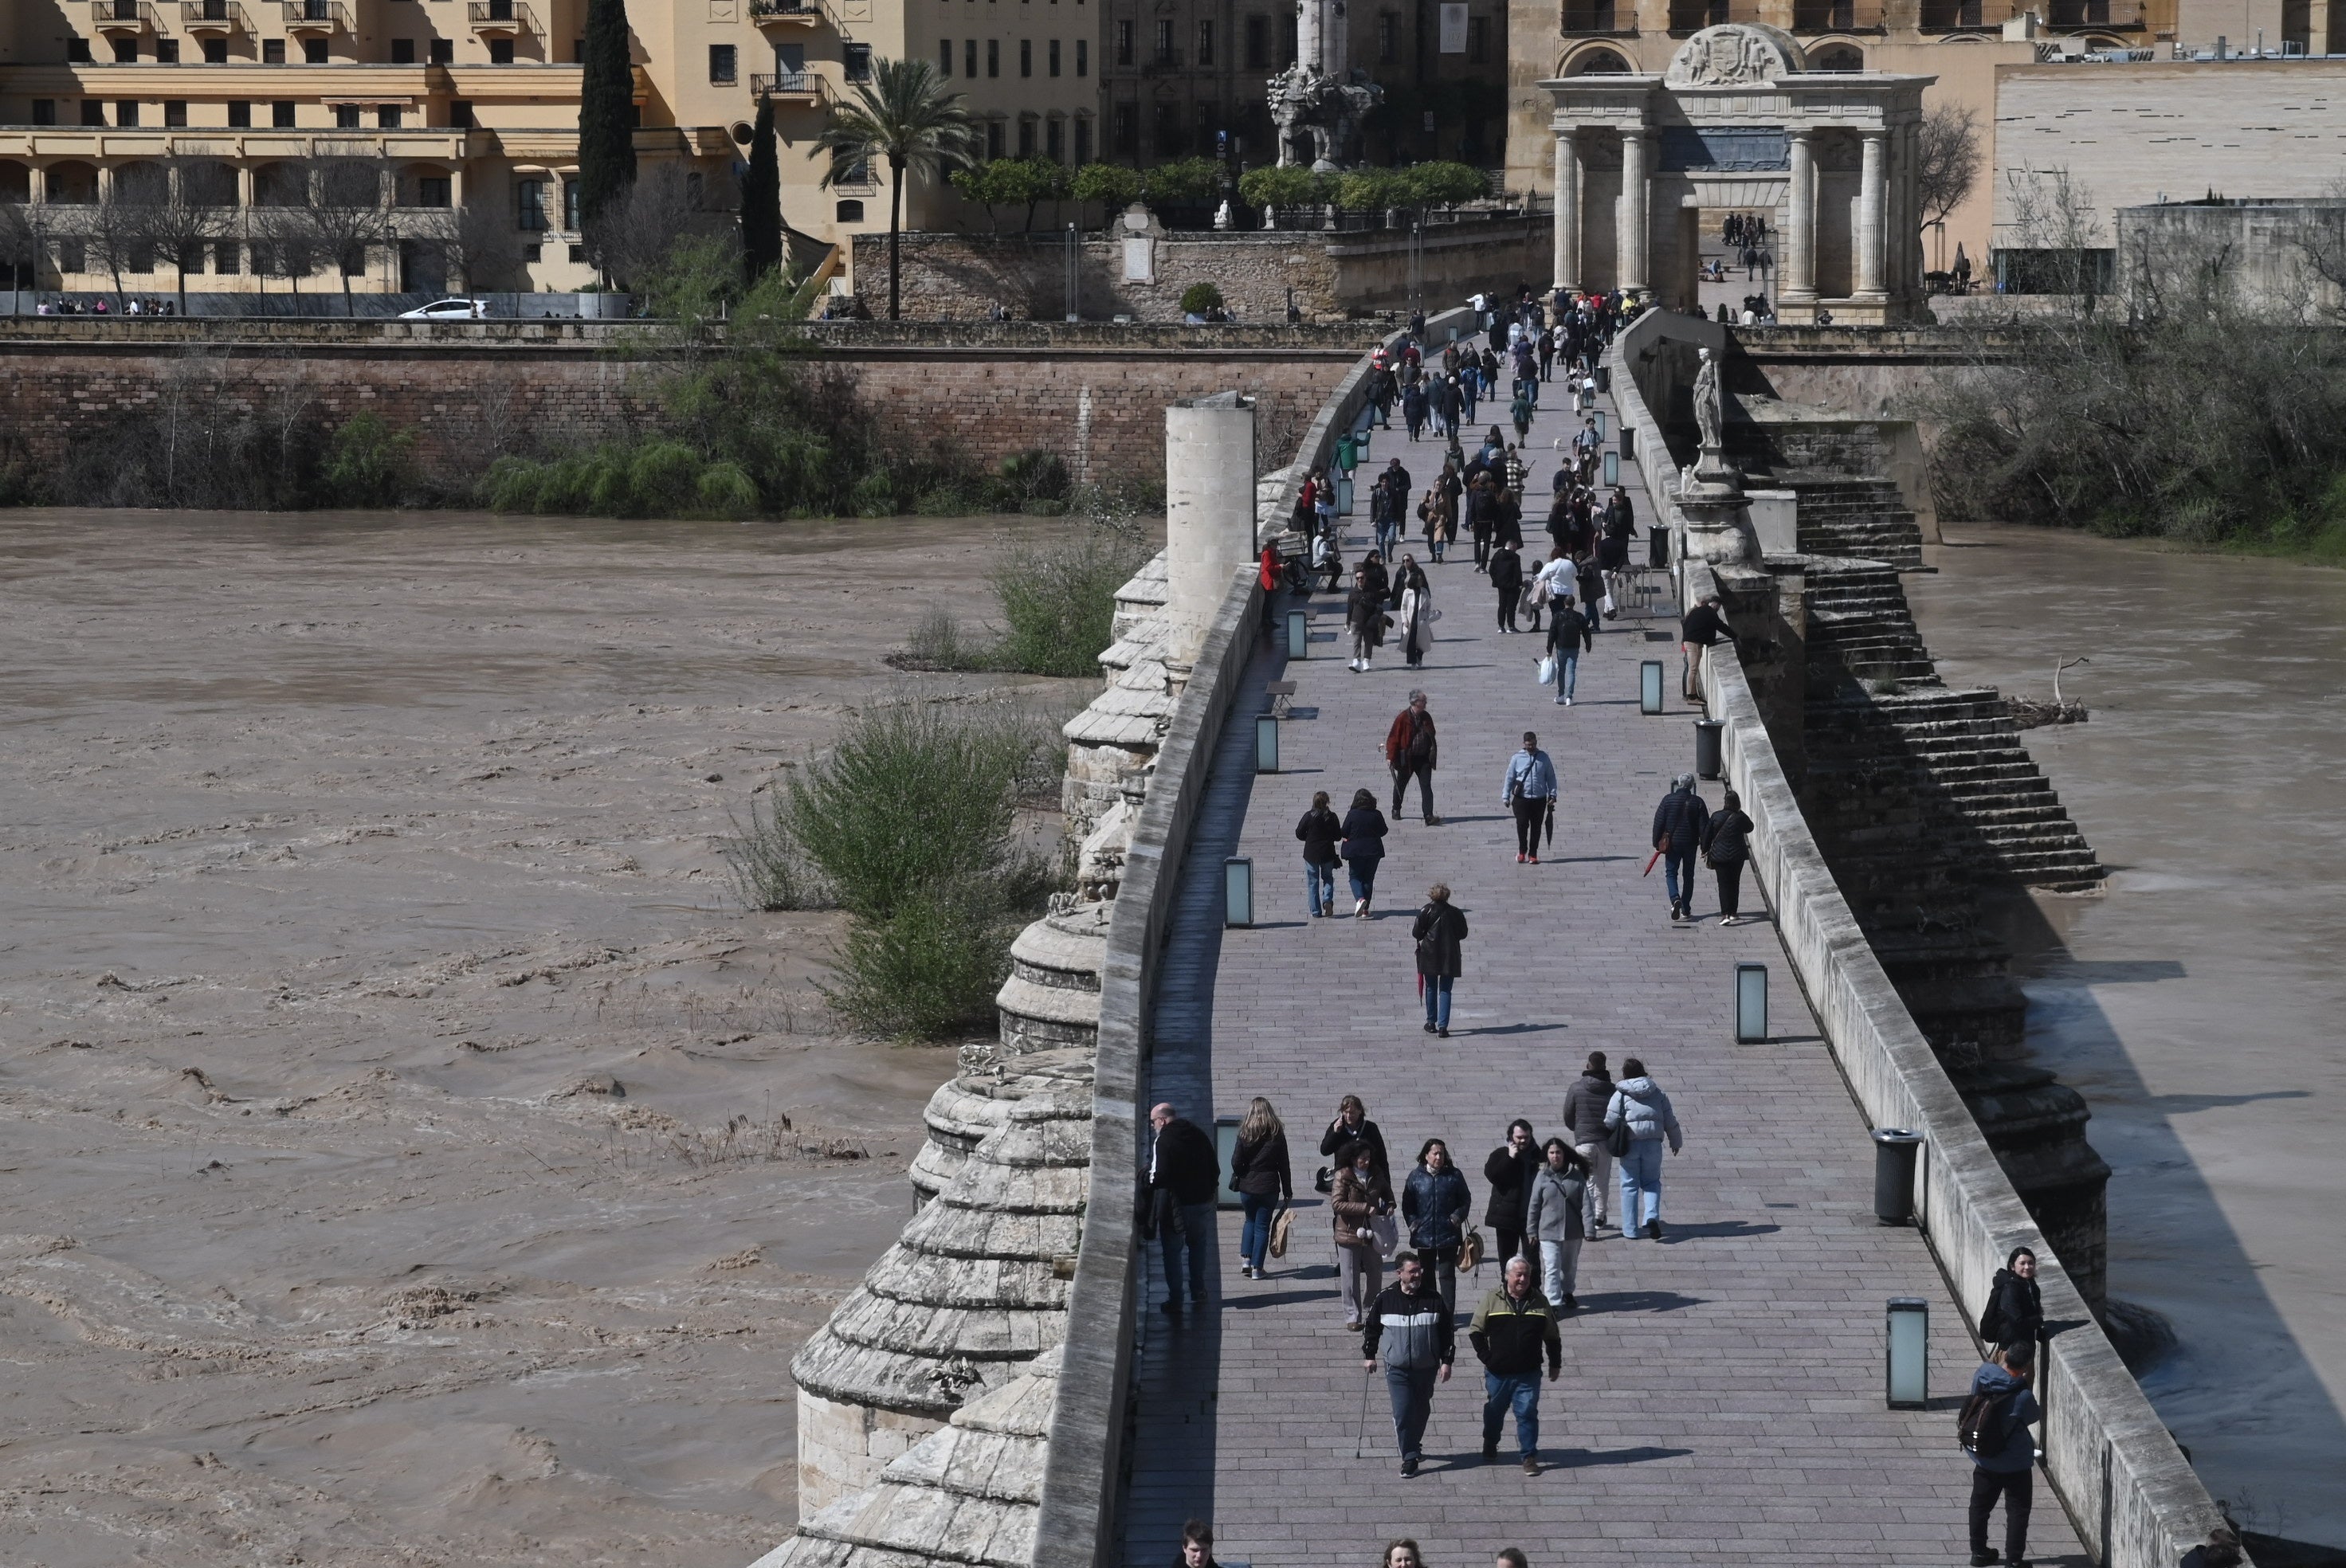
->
[1604,1092,1635,1158]
[1269,1206,1295,1260]
[1457,1226,1485,1272]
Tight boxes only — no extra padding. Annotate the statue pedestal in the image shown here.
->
[1677,445,1753,566]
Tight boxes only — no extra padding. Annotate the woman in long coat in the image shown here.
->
[1397,563,1436,671]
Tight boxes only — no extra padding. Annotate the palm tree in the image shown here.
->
[811,57,976,320]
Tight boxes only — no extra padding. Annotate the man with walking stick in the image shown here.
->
[1361,1252,1454,1476]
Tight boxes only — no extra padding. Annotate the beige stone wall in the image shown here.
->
[793,1386,942,1515]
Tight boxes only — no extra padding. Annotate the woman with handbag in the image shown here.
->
[1701,788,1756,927]
[1402,1138,1474,1314]
[1331,1141,1394,1331]
[1296,790,1344,918]
[1229,1096,1293,1280]
[1603,1056,1684,1241]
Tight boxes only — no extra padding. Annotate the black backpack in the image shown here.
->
[1957,1387,2015,1456]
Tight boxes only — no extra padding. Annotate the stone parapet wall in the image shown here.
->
[851,220,1550,324]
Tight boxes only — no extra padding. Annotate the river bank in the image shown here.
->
[0,508,1093,1566]
[1907,523,2346,1554]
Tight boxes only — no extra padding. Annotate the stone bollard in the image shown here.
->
[1163,392,1258,666]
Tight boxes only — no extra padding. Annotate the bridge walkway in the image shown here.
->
[1117,362,2087,1568]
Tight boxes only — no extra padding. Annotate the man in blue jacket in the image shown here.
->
[1501,731,1559,865]
[1964,1341,2043,1566]
[1651,773,1708,923]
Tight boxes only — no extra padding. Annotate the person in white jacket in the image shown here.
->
[1603,1056,1684,1240]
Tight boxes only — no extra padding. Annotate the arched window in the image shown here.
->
[1812,43,1863,69]
[45,162,100,205]
[1567,47,1630,74]
[0,161,30,203]
[182,159,239,208]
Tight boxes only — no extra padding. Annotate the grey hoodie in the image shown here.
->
[1604,1076,1683,1153]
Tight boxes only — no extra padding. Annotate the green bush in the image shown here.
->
[826,882,1019,1039]
[1238,165,1327,210]
[1073,162,1143,214]
[1333,168,1410,212]
[1402,161,1487,207]
[989,529,1154,677]
[1179,282,1226,315]
[319,412,417,507]
[995,449,1073,508]
[1144,157,1225,206]
[849,469,901,516]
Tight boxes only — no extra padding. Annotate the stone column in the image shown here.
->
[1552,130,1580,292]
[1297,0,1324,74]
[1325,0,1347,73]
[1857,127,1887,299]
[1618,127,1648,295]
[1783,128,1815,305]
[1163,392,1258,666]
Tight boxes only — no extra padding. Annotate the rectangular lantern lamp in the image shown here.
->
[1224,857,1253,927]
[1640,659,1665,715]
[1286,606,1308,659]
[1603,450,1620,488]
[1337,473,1355,515]
[1594,410,1607,440]
[1886,1298,1929,1409]
[1735,961,1767,1042]
[1255,713,1279,773]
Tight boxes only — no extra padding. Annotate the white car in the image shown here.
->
[397,297,488,319]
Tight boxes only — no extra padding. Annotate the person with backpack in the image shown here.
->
[1332,1140,1394,1332]
[1401,1138,1474,1314]
[1977,1245,2045,1358]
[1297,789,1344,918]
[1603,1056,1682,1240]
[1960,1341,2043,1567]
[1468,1254,1561,1474]
[1521,1137,1590,1310]
[1410,883,1469,1037]
[1361,1251,1454,1477]
[1701,787,1756,927]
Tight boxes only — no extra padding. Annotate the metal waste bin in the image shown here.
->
[1693,719,1724,781]
[1595,365,1611,394]
[1872,1128,1924,1225]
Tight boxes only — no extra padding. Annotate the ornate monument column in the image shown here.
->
[1783,127,1816,307]
[1553,132,1581,292]
[1296,0,1324,73]
[1857,127,1888,300]
[1619,127,1649,295]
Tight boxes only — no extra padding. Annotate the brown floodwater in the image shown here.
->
[1908,523,2346,1550]
[0,507,1096,1566]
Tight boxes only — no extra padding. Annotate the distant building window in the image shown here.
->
[391,37,416,64]
[710,43,736,82]
[67,37,93,63]
[1046,115,1064,159]
[1112,101,1136,155]
[940,36,953,73]
[273,99,296,126]
[987,38,999,74]
[518,178,547,230]
[418,176,452,206]
[113,37,139,64]
[1073,116,1091,161]
[563,178,580,229]
[522,241,541,261]
[1020,37,1032,74]
[488,37,515,63]
[1197,19,1214,64]
[203,37,229,61]
[263,38,285,63]
[1049,37,1060,73]
[227,99,250,126]
[1153,19,1174,61]
[379,105,402,128]
[59,240,88,273]
[986,118,1004,157]
[82,100,106,127]
[449,98,474,127]
[335,103,362,127]
[1076,37,1087,73]
[1378,13,1397,61]
[166,99,187,126]
[1244,14,1268,66]
[430,37,454,63]
[964,37,977,73]
[1116,18,1133,63]
[32,100,57,126]
[117,100,141,127]
[304,36,329,63]
[156,37,180,62]
[1153,100,1179,155]
[846,43,871,78]
[837,198,864,221]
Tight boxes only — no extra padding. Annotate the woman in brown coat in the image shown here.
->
[1330,1141,1393,1331]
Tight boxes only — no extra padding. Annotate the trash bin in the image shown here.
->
[1649,527,1669,570]
[1595,365,1611,394]
[1693,718,1724,781]
[1872,1128,1924,1225]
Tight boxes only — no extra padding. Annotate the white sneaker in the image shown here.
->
[1720,915,1740,927]
[1563,697,1573,707]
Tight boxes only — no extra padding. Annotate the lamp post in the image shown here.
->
[1254,712,1280,773]
[1885,1298,1929,1409]
[1223,857,1254,927]
[1639,660,1665,715]
[1734,961,1767,1042]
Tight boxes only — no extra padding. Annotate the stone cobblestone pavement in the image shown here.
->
[1117,366,2087,1568]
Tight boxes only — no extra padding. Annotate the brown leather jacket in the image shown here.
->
[1331,1166,1389,1249]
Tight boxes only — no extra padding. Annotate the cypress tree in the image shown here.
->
[740,97,783,282]
[577,0,638,229]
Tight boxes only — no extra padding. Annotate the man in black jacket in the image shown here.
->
[1681,592,1732,703]
[1148,1102,1220,1319]
[1469,1256,1563,1474]
[1652,772,1708,924]
[1361,1252,1454,1476]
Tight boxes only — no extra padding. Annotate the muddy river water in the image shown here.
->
[0,508,1089,1567]
[1908,524,2346,1551]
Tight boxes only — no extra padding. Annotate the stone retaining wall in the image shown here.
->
[1610,306,2240,1568]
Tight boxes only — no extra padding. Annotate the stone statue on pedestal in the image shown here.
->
[1693,346,1724,452]
[1677,345,1753,564]
[1267,62,1382,172]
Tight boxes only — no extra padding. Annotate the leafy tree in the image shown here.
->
[578,0,638,231]
[740,96,783,281]
[1179,281,1223,315]
[1071,162,1141,221]
[1238,165,1324,210]
[1142,156,1222,206]
[949,158,1070,233]
[812,56,978,319]
[1403,161,1486,208]
[1334,167,1410,212]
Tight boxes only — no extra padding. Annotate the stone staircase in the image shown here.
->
[1787,476,1926,570]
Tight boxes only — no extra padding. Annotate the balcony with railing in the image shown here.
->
[280,0,348,31]
[1917,0,2011,29]
[90,0,156,31]
[181,0,249,29]
[748,0,824,25]
[467,0,537,33]
[2044,0,2144,28]
[1791,0,1885,29]
[1665,0,1759,33]
[1562,1,1635,33]
[751,69,826,101]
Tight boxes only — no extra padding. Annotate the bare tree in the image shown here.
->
[133,153,238,315]
[269,151,394,315]
[1917,104,1983,237]
[80,165,171,312]
[0,198,37,309]
[585,162,733,291]
[401,198,524,294]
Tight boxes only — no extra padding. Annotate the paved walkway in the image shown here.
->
[1118,359,2088,1568]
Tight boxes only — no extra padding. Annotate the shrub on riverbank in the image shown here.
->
[727,699,1063,1040]
[899,526,1154,677]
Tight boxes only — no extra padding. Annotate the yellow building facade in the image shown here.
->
[0,0,1100,297]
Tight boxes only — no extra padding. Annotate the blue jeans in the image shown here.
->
[1376,519,1400,559]
[1385,1363,1438,1462]
[1618,1138,1664,1231]
[1347,862,1379,904]
[1552,651,1579,703]
[1663,848,1697,911]
[1239,1191,1280,1271]
[1306,859,1336,915]
[1483,1371,1541,1456]
[1157,1196,1214,1303]
[1422,974,1454,1029]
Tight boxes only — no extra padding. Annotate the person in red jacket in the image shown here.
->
[1383,690,1441,826]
